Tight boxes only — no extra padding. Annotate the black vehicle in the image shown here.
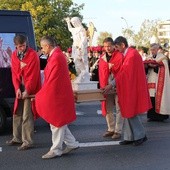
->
[0,10,36,132]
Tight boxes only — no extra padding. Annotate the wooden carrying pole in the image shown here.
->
[27,89,115,103]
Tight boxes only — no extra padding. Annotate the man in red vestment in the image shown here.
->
[35,36,79,159]
[103,36,152,146]
[99,37,123,139]
[6,34,41,150]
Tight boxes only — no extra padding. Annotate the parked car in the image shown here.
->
[0,10,36,132]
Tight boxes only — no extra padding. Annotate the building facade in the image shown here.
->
[157,20,170,46]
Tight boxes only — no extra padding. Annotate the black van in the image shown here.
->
[0,10,36,132]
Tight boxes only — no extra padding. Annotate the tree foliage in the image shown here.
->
[121,19,160,48]
[122,27,136,46]
[134,19,159,48]
[97,32,112,45]
[0,0,84,50]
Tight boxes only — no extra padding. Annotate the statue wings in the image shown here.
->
[87,22,97,47]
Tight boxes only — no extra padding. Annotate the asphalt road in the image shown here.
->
[1,101,170,170]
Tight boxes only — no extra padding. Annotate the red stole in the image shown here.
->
[35,48,76,127]
[115,48,152,118]
[11,48,41,117]
[99,51,123,116]
[155,61,165,113]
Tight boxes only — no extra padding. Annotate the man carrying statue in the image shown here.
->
[65,17,90,83]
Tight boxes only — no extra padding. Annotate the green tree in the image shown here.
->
[122,19,169,49]
[122,27,136,46]
[134,19,159,48]
[121,19,160,48]
[0,0,84,50]
[97,32,112,45]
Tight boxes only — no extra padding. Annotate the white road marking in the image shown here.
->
[76,111,85,115]
[97,110,102,115]
[0,147,2,152]
[79,141,120,147]
[76,110,102,115]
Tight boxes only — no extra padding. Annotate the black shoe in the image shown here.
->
[147,119,153,122]
[119,140,134,145]
[148,118,164,122]
[133,136,148,146]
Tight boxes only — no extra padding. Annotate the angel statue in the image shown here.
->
[86,22,97,47]
[65,17,90,83]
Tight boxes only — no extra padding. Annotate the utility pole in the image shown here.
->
[121,17,129,30]
[121,17,134,46]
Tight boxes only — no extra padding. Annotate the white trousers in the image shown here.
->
[50,124,79,156]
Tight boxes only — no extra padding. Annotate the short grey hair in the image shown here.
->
[40,36,56,47]
[150,43,160,49]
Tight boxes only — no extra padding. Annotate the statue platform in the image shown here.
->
[28,81,116,103]
[72,81,98,91]
[72,81,106,102]
[28,89,115,103]
[74,89,106,102]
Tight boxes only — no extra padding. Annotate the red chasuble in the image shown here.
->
[115,48,152,118]
[35,48,76,127]
[99,51,123,116]
[11,48,41,116]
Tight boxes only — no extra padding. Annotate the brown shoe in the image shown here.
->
[103,131,114,137]
[112,133,121,140]
[17,143,33,151]
[6,140,22,146]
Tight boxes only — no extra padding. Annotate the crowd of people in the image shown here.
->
[4,31,170,160]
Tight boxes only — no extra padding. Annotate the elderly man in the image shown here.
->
[145,43,170,121]
[35,36,79,159]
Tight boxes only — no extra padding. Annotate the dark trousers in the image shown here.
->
[147,97,169,121]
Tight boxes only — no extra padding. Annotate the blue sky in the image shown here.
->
[73,0,170,45]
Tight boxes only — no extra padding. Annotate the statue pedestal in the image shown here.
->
[72,81,98,91]
[72,81,106,102]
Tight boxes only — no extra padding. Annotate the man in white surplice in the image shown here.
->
[146,43,170,121]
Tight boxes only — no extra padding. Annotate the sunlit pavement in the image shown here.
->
[1,102,170,170]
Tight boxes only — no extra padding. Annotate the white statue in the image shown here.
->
[65,17,90,83]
